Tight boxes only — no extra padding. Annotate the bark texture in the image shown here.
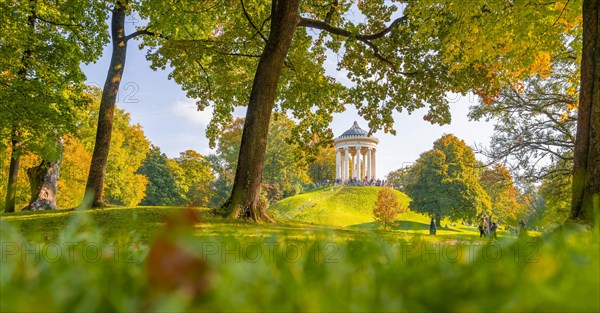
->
[221,0,300,222]
[570,0,600,225]
[23,140,64,211]
[4,129,21,213]
[84,5,128,207]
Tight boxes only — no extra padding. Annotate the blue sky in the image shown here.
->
[81,21,495,179]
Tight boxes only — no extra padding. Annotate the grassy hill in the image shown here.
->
[269,185,420,227]
[268,185,519,238]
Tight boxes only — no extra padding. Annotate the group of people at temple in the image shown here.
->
[334,177,388,186]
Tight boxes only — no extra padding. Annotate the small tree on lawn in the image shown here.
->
[373,188,405,230]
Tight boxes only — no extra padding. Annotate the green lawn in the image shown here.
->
[1,201,598,312]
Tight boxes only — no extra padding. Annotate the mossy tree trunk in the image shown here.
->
[220,0,300,222]
[23,139,64,211]
[570,0,600,226]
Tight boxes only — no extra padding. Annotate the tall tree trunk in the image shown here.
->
[84,5,128,208]
[570,0,600,225]
[4,4,36,213]
[4,129,21,213]
[220,0,300,222]
[23,139,64,211]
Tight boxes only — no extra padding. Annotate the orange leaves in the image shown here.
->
[373,187,404,229]
[146,239,211,298]
[146,209,211,298]
[513,82,526,95]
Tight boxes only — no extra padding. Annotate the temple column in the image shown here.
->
[342,149,346,180]
[355,146,361,180]
[350,152,354,179]
[350,148,354,179]
[344,147,349,182]
[371,148,377,179]
[366,147,371,179]
[335,148,341,180]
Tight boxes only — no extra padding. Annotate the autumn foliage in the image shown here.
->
[373,187,406,230]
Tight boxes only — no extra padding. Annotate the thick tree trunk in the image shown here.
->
[570,0,600,226]
[4,129,21,213]
[23,140,64,211]
[84,5,128,208]
[23,160,61,211]
[220,0,300,222]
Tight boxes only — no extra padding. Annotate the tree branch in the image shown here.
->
[125,28,159,41]
[36,15,83,28]
[324,0,338,24]
[216,51,261,58]
[297,15,408,71]
[298,15,407,41]
[241,0,267,42]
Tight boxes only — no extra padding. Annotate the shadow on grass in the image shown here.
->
[350,221,465,233]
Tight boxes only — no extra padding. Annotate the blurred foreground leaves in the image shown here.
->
[0,208,598,312]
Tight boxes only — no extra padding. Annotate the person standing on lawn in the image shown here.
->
[490,222,498,239]
[479,217,486,238]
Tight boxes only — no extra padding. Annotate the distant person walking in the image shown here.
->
[484,217,491,238]
[478,217,486,238]
[518,219,527,238]
[429,217,437,235]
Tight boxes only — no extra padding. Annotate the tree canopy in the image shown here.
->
[138,145,186,206]
[0,0,109,153]
[405,134,491,223]
[479,163,526,225]
[135,0,586,221]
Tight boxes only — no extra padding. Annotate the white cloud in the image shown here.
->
[170,101,214,126]
[171,101,248,125]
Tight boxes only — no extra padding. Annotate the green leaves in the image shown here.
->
[406,134,491,221]
[137,145,186,206]
[139,0,583,152]
[0,0,109,158]
[169,150,215,207]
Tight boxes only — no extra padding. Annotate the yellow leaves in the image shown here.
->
[529,51,553,79]
[554,1,583,30]
[560,102,578,122]
[507,68,526,81]
[57,136,92,208]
